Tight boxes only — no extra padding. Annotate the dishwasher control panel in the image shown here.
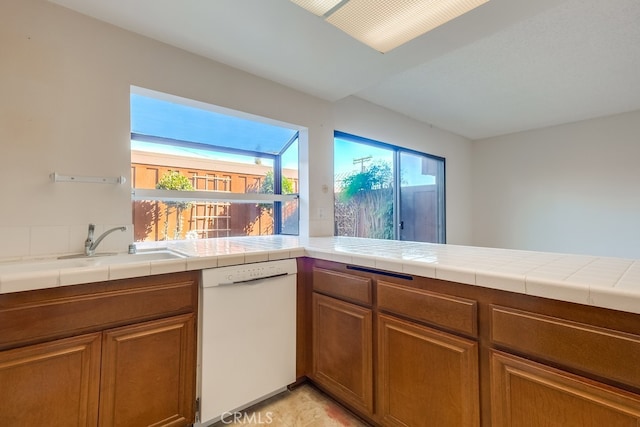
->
[224,264,283,283]
[201,258,297,287]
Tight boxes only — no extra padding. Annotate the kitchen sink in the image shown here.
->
[88,250,187,265]
[0,258,93,274]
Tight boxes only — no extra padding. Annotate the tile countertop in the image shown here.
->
[0,236,639,316]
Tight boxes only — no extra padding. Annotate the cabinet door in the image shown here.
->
[0,333,101,427]
[378,314,479,427]
[312,292,374,415]
[491,350,640,427]
[99,314,196,427]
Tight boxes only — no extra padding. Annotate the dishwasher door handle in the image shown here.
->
[217,272,289,286]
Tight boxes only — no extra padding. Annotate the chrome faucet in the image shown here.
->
[84,223,127,256]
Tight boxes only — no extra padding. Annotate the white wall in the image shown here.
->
[472,110,640,258]
[0,0,473,259]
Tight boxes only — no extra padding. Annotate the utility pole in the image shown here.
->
[353,155,372,172]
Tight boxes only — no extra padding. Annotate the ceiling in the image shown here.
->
[48,0,640,140]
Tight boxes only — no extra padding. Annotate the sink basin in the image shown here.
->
[0,250,186,275]
[132,250,187,260]
[89,250,187,265]
[0,258,94,274]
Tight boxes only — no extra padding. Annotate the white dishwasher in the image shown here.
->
[197,258,297,426]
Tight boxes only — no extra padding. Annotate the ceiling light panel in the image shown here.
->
[326,0,490,53]
[290,0,344,16]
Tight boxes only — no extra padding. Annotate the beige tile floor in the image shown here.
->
[210,383,370,426]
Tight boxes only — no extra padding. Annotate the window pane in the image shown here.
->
[281,198,299,235]
[130,90,300,241]
[280,138,299,235]
[334,132,445,243]
[282,138,299,193]
[132,199,279,240]
[399,151,445,243]
[334,137,395,239]
[131,148,280,241]
[131,93,298,155]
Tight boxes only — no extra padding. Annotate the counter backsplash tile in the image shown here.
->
[0,226,30,259]
[29,226,70,257]
[0,224,134,261]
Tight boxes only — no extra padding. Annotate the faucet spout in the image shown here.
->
[84,224,127,256]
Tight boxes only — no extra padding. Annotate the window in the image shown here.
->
[130,88,299,242]
[334,131,445,243]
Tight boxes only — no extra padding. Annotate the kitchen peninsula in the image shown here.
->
[2,236,638,315]
[1,236,639,426]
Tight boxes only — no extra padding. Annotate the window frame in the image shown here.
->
[130,133,299,242]
[131,133,299,204]
[333,130,446,243]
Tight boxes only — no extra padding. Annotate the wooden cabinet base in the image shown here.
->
[301,259,640,427]
[99,314,196,427]
[0,272,198,427]
[490,350,640,427]
[312,292,374,416]
[378,314,480,427]
[0,333,101,427]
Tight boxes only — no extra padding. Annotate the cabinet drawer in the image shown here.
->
[377,281,477,337]
[491,305,640,389]
[312,267,372,306]
[0,273,198,350]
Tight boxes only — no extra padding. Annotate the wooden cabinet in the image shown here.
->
[489,305,640,427]
[377,314,479,427]
[312,292,374,416]
[308,263,480,425]
[490,305,640,390]
[301,258,640,427]
[0,272,198,427]
[491,350,640,427]
[376,279,479,426]
[0,333,101,426]
[310,266,374,416]
[99,314,196,427]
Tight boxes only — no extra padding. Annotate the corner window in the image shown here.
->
[130,88,299,242]
[334,131,445,243]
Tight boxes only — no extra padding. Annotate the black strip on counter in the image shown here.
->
[346,265,413,281]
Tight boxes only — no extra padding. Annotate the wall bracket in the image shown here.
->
[50,172,126,185]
